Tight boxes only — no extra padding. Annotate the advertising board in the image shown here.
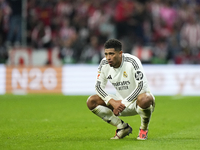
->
[0,64,199,95]
[6,66,62,94]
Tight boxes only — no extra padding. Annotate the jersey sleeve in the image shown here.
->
[121,57,145,107]
[95,60,112,105]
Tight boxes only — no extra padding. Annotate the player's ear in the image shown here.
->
[119,51,123,55]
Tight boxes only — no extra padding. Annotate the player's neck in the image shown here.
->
[113,57,122,68]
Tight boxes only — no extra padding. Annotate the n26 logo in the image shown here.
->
[12,68,57,90]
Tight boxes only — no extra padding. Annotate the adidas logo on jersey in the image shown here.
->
[107,75,112,79]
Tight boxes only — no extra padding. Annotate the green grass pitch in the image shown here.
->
[0,95,199,150]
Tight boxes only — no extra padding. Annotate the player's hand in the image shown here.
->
[113,108,120,116]
[108,99,125,115]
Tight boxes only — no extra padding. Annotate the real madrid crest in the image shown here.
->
[123,71,128,78]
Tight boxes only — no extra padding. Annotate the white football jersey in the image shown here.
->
[95,53,151,107]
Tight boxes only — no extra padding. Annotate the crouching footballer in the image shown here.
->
[87,39,155,140]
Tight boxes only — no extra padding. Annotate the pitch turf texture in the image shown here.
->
[0,95,199,150]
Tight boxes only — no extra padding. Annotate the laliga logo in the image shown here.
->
[135,71,143,81]
[97,74,100,79]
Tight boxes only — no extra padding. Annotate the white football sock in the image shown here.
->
[92,105,126,129]
[136,105,153,130]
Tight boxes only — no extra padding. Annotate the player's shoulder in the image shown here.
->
[123,53,141,70]
[99,57,108,65]
[98,57,108,71]
[123,53,140,62]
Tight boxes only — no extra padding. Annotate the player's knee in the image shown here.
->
[86,95,106,110]
[136,93,154,109]
[87,95,95,110]
[86,95,101,110]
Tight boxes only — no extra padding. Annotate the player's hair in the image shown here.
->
[104,39,122,51]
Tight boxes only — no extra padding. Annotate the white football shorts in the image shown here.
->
[109,92,155,116]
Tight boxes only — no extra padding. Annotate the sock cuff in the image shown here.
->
[91,105,101,114]
[137,105,153,111]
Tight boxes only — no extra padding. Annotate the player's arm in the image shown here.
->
[95,62,126,115]
[95,60,112,105]
[95,73,125,115]
[122,63,144,107]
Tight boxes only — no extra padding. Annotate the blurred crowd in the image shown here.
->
[1,0,200,64]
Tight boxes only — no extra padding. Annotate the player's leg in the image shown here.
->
[136,92,155,140]
[87,94,132,139]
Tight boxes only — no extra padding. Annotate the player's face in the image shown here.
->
[104,48,122,68]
